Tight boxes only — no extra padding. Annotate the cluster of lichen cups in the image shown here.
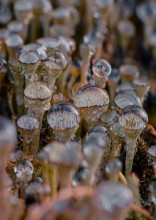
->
[0,0,156,220]
[0,52,150,220]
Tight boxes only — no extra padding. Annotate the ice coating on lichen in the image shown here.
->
[45,51,66,70]
[17,115,39,131]
[114,93,141,110]
[93,59,112,78]
[47,101,80,130]
[119,106,148,130]
[22,43,47,60]
[74,85,109,108]
[19,51,39,64]
[95,182,133,213]
[24,82,51,100]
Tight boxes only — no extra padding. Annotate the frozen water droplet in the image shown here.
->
[93,59,111,78]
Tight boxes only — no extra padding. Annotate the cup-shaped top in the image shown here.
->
[14,0,33,21]
[74,84,109,108]
[93,59,111,79]
[114,92,141,112]
[17,115,39,131]
[133,77,150,89]
[100,109,118,125]
[119,64,139,82]
[8,21,23,35]
[53,7,79,26]
[119,105,148,131]
[94,181,133,214]
[6,34,23,49]
[38,38,60,56]
[19,51,40,77]
[115,83,134,94]
[47,101,80,130]
[24,82,51,101]
[59,36,76,56]
[44,141,81,167]
[83,134,105,164]
[19,51,40,65]
[22,43,47,61]
[86,126,111,148]
[0,117,17,152]
[32,0,52,15]
[45,51,66,72]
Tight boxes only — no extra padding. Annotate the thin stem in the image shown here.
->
[48,166,57,197]
[110,139,122,159]
[125,137,137,176]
